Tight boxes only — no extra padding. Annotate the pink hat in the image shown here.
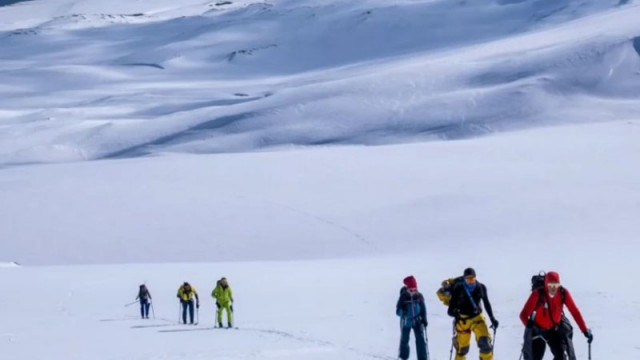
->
[403,275,418,290]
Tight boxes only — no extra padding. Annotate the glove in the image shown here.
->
[216,302,220,309]
[584,329,593,343]
[230,304,234,312]
[491,318,499,329]
[421,318,428,327]
[196,302,200,309]
[396,308,403,317]
[452,309,461,321]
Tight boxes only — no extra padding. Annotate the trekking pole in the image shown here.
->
[151,302,155,319]
[124,300,138,307]
[231,303,235,328]
[424,324,430,360]
[178,302,181,324]
[449,319,456,360]
[588,342,591,360]
[491,325,497,349]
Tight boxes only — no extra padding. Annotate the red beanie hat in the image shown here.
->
[403,275,418,290]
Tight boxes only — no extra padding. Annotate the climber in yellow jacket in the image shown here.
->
[211,277,234,328]
[177,282,199,324]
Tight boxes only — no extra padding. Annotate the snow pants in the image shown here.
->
[522,320,575,360]
[217,302,233,325]
[140,300,150,318]
[181,300,195,324]
[398,318,427,360]
[454,314,493,360]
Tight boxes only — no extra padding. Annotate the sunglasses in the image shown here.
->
[465,276,476,283]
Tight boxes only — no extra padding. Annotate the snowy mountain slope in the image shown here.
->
[1,2,639,360]
[2,120,639,265]
[1,0,639,164]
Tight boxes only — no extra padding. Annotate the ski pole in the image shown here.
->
[491,325,497,349]
[124,300,138,307]
[449,319,456,360]
[178,302,181,324]
[588,342,591,360]
[151,302,155,319]
[424,324,430,360]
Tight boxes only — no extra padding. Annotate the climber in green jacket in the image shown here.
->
[212,277,234,328]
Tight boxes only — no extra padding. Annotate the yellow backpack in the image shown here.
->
[436,276,463,306]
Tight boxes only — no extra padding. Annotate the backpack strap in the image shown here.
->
[463,283,479,313]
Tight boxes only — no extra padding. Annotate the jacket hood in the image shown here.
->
[544,271,561,295]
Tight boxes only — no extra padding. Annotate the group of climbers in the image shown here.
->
[133,277,234,327]
[397,268,592,360]
[130,270,592,360]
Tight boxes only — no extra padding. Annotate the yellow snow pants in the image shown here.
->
[454,314,493,360]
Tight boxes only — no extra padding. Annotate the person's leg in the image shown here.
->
[182,302,188,324]
[413,320,427,360]
[559,317,576,360]
[454,319,472,360]
[532,335,547,360]
[217,306,223,326]
[546,329,567,360]
[188,301,195,323]
[224,304,233,326]
[522,327,534,360]
[471,315,493,360]
[140,301,145,319]
[398,322,412,360]
[145,302,150,318]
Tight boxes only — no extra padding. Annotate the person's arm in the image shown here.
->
[563,288,588,333]
[229,288,234,303]
[147,290,152,300]
[519,291,538,326]
[481,284,498,328]
[396,292,404,317]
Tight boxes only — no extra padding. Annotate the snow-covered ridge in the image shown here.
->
[0,261,20,267]
[1,0,640,165]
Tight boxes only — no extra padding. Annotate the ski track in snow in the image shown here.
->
[253,197,373,247]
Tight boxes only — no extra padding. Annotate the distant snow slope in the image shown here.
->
[2,120,639,265]
[0,0,639,164]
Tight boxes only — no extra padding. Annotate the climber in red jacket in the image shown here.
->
[519,271,593,360]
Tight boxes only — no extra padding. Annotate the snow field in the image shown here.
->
[1,251,636,360]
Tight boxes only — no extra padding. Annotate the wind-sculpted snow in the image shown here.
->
[0,0,639,164]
